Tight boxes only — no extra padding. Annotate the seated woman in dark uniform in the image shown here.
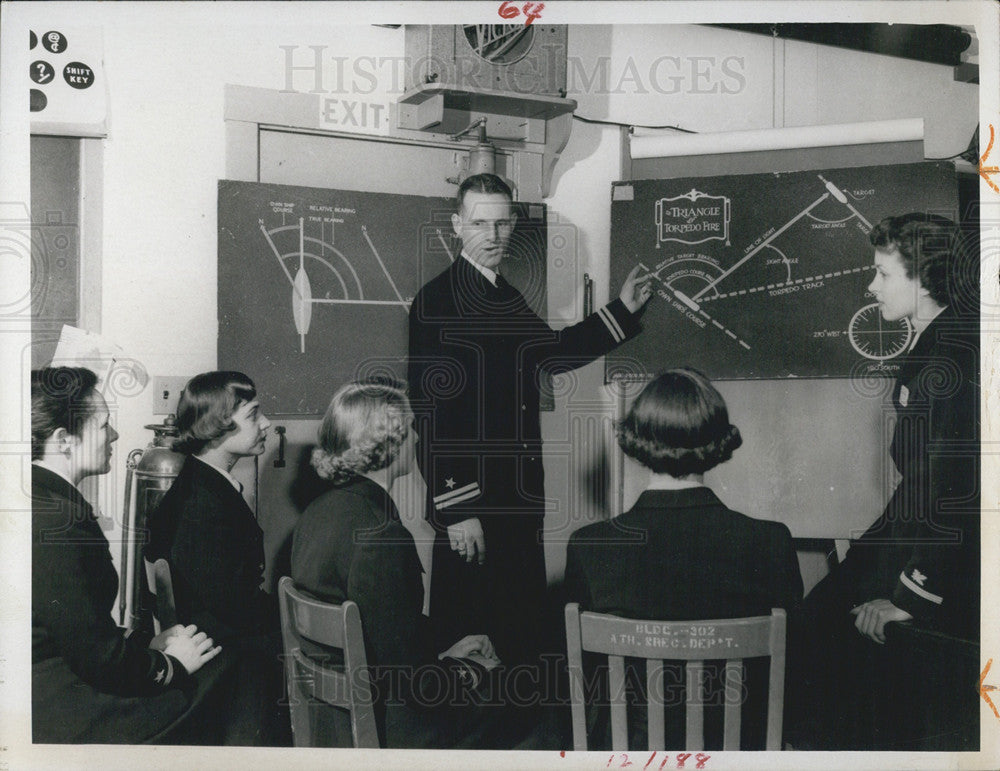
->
[565,367,803,749]
[292,380,528,749]
[31,367,221,743]
[147,371,287,745]
[786,214,980,750]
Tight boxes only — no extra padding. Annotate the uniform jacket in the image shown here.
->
[857,304,979,632]
[32,464,190,742]
[565,486,802,620]
[291,476,497,749]
[148,456,273,643]
[564,485,802,749]
[408,255,642,529]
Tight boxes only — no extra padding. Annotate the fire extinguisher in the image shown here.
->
[118,417,185,628]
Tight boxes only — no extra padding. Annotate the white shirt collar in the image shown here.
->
[194,455,243,493]
[461,251,499,287]
[32,459,79,490]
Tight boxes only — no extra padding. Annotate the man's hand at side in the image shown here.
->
[447,517,486,564]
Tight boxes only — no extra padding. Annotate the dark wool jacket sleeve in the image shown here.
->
[888,317,979,621]
[564,528,595,609]
[409,287,642,528]
[32,471,187,696]
[174,506,270,640]
[407,290,482,528]
[344,496,484,707]
[762,520,804,613]
[34,543,186,695]
[162,460,272,641]
[533,298,642,375]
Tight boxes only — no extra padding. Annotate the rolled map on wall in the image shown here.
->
[630,118,924,159]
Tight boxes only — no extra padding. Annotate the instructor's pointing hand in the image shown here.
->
[447,518,486,565]
[619,265,654,313]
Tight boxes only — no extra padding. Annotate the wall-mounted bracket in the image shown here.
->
[396,83,576,197]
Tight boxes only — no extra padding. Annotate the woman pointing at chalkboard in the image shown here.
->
[787,213,979,750]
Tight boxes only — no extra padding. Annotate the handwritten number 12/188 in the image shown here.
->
[498,1,544,26]
[607,752,711,769]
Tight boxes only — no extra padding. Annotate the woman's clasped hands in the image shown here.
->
[150,623,223,674]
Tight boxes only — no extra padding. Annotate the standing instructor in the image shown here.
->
[408,174,651,666]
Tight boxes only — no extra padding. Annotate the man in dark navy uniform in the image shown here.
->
[408,173,652,667]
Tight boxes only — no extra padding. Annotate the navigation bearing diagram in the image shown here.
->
[640,174,912,361]
[258,209,455,353]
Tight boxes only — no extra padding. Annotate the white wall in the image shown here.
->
[86,16,408,575]
[783,36,978,147]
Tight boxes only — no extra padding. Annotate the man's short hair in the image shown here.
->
[173,371,257,455]
[31,367,100,460]
[617,367,742,477]
[456,173,513,210]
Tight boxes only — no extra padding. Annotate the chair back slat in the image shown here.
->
[646,660,665,750]
[564,603,589,752]
[143,558,161,635]
[278,577,379,748]
[341,601,378,746]
[565,603,786,752]
[722,659,743,750]
[144,558,178,634]
[766,609,787,751]
[609,654,629,750]
[684,661,705,752]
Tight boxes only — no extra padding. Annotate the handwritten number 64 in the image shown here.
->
[498,1,544,26]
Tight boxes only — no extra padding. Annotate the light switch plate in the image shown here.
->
[151,375,190,416]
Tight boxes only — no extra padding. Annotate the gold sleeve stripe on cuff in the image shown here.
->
[436,489,481,509]
[598,305,625,342]
[433,481,480,505]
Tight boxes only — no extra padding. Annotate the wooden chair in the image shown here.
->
[565,604,786,751]
[143,557,178,634]
[277,576,379,748]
